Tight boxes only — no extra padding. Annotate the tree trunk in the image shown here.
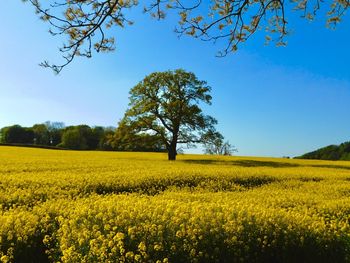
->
[168,143,177,161]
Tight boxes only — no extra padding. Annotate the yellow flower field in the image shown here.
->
[1,146,350,262]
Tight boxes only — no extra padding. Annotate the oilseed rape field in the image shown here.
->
[1,147,350,262]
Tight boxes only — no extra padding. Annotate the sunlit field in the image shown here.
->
[1,146,350,262]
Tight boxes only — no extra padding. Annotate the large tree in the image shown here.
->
[123,69,217,160]
[25,0,348,73]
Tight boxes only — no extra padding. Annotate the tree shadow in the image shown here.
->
[309,164,350,170]
[182,159,350,171]
[182,159,300,168]
[231,160,300,168]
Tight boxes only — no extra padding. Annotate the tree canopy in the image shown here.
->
[0,125,34,144]
[122,69,217,160]
[25,0,349,73]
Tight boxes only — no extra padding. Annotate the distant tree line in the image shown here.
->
[0,122,117,151]
[297,142,350,161]
[0,122,63,146]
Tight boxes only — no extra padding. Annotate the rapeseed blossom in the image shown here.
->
[1,146,350,262]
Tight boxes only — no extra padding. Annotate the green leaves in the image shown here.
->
[122,69,217,160]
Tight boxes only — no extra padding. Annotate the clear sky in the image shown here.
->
[1,1,349,157]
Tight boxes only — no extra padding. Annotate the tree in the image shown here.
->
[25,0,348,73]
[122,69,217,160]
[108,117,167,152]
[89,126,117,150]
[202,130,237,156]
[58,126,89,150]
[45,121,65,146]
[57,124,114,150]
[0,125,34,144]
[32,124,50,145]
[97,126,116,150]
[90,126,106,149]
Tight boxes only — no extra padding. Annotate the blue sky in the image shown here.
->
[1,1,349,157]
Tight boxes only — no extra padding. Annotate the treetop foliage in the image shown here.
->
[123,69,218,160]
[24,0,349,73]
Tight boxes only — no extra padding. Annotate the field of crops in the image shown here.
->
[1,146,350,262]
